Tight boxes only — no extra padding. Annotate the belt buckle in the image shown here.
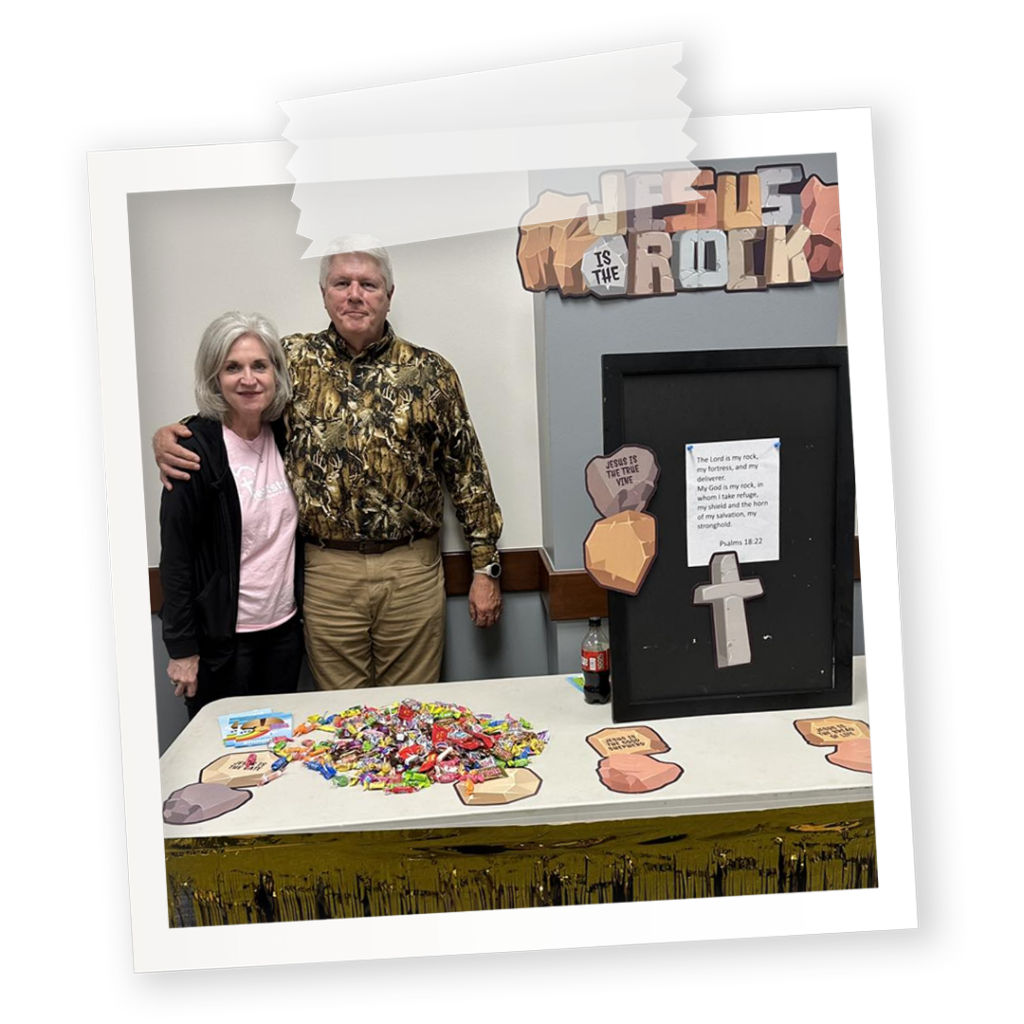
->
[357,539,375,554]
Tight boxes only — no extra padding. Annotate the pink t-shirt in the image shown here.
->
[222,424,299,632]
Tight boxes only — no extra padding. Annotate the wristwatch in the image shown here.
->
[474,561,502,579]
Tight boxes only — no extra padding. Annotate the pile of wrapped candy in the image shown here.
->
[270,698,548,795]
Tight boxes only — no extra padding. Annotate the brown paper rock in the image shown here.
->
[455,767,542,806]
[764,223,812,286]
[518,191,597,295]
[794,717,870,746]
[200,750,277,788]
[584,510,657,595]
[800,175,843,278]
[597,753,683,794]
[587,726,669,758]
[717,172,762,230]
[826,737,872,774]
[585,445,660,517]
[726,226,766,291]
[163,782,252,824]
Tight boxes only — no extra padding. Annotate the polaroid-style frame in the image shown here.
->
[90,107,915,973]
[603,346,855,722]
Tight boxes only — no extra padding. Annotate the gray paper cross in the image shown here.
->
[693,551,764,668]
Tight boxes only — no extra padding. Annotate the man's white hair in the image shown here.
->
[319,234,394,292]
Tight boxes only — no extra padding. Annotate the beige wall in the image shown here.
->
[128,183,542,564]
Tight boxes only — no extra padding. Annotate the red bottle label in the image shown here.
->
[582,649,610,673]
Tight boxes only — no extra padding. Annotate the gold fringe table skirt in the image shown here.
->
[166,801,875,927]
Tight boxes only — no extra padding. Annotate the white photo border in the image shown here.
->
[89,108,915,973]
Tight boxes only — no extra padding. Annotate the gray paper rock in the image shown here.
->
[581,235,629,298]
[163,782,252,824]
[693,552,764,668]
[585,445,660,516]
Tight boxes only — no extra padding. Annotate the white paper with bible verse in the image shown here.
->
[686,438,780,566]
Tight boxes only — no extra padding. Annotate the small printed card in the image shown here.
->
[218,709,294,748]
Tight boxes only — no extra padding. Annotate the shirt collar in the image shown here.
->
[324,320,395,362]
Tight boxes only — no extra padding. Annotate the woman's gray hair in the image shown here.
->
[194,311,292,423]
[318,234,394,293]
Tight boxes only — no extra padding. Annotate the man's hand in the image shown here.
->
[468,574,502,628]
[167,655,200,699]
[153,422,199,491]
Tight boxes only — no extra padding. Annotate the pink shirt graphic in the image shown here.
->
[223,425,299,632]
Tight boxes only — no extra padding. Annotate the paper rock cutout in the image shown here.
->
[200,750,277,789]
[584,510,657,595]
[585,445,661,517]
[581,236,629,297]
[794,717,871,774]
[794,717,869,746]
[587,726,669,758]
[517,191,597,295]
[693,551,764,668]
[800,175,843,278]
[827,738,872,774]
[455,767,542,806]
[587,726,683,794]
[584,444,661,597]
[163,782,252,824]
[597,753,682,794]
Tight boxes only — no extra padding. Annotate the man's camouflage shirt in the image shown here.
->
[281,321,502,569]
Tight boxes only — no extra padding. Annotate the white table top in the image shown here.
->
[161,656,872,838]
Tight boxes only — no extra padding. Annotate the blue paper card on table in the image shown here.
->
[218,709,294,748]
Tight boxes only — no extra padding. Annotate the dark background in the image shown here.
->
[4,14,1019,1015]
[605,348,854,719]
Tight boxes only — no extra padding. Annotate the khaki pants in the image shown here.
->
[302,534,445,690]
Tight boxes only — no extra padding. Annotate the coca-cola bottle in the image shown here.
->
[581,616,611,704]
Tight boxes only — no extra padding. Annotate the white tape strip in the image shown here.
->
[281,44,689,139]
[281,43,696,252]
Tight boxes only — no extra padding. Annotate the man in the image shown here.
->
[155,235,503,690]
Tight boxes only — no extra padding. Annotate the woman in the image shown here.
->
[159,311,303,718]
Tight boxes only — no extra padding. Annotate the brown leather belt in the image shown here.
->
[310,534,427,555]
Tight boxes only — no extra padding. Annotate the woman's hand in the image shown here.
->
[167,655,200,699]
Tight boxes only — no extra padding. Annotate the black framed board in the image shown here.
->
[602,347,855,722]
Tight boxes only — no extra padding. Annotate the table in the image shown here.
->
[163,657,875,926]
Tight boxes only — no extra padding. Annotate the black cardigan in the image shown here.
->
[158,416,301,671]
